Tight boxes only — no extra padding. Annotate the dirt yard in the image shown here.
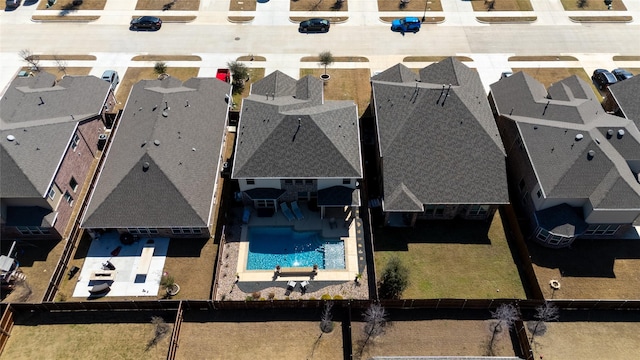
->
[528,238,640,300]
[527,319,640,359]
[352,319,515,359]
[176,312,343,360]
[0,311,174,360]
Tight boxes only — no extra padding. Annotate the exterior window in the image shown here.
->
[63,191,73,205]
[255,200,271,208]
[342,179,350,185]
[127,228,139,234]
[295,179,303,185]
[71,133,80,151]
[305,179,313,185]
[69,177,78,192]
[48,188,56,199]
[468,205,489,216]
[149,229,159,234]
[246,179,255,185]
[284,179,293,185]
[585,224,620,236]
[522,191,529,205]
[424,205,445,217]
[17,226,50,235]
[519,179,526,192]
[536,189,542,198]
[171,227,197,234]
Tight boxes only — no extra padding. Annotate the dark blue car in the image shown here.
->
[592,69,617,90]
[612,68,633,81]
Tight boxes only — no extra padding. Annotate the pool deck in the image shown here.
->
[237,206,360,283]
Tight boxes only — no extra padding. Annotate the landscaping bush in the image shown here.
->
[321,294,332,301]
[378,257,409,299]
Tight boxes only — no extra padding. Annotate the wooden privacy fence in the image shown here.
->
[167,300,183,360]
[0,306,15,354]
[7,298,640,314]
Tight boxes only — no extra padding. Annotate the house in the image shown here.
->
[489,72,640,247]
[369,58,508,226]
[232,71,363,218]
[603,74,640,129]
[81,76,231,238]
[1,72,115,240]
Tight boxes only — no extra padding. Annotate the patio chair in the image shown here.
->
[280,202,295,221]
[285,280,297,296]
[242,207,251,224]
[291,201,304,220]
[300,280,309,294]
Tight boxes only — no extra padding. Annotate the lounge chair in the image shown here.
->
[300,280,309,294]
[290,201,304,220]
[280,202,295,221]
[285,280,297,296]
[242,207,251,224]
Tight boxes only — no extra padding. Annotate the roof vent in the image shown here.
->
[154,140,160,146]
[575,134,584,141]
[587,150,596,160]
[143,162,150,171]
[606,129,614,138]
[618,129,625,138]
[6,135,15,141]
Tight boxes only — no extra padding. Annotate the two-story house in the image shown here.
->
[490,72,640,247]
[1,72,115,240]
[232,71,363,218]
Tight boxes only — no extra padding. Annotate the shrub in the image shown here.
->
[309,296,317,300]
[245,295,254,301]
[321,294,332,301]
[378,257,409,299]
[333,294,343,300]
[268,292,276,300]
[252,291,261,299]
[154,61,167,75]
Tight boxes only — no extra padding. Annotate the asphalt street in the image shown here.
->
[1,0,639,93]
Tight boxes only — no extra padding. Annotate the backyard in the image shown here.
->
[0,311,174,360]
[373,211,526,299]
[176,309,343,360]
[352,317,515,359]
[299,68,372,117]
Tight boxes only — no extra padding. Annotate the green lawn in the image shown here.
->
[373,211,526,299]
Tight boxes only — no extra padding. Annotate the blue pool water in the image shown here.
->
[247,227,345,270]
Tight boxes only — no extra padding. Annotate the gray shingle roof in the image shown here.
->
[82,77,231,228]
[608,75,640,129]
[490,72,640,211]
[232,72,362,179]
[372,58,508,212]
[0,72,110,197]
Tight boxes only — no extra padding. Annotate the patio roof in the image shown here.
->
[318,186,360,206]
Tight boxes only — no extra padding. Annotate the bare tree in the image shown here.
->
[54,56,67,76]
[146,316,170,351]
[19,49,40,71]
[320,301,334,333]
[529,302,559,345]
[488,303,519,356]
[310,302,334,358]
[359,302,387,358]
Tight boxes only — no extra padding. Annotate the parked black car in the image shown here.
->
[299,18,330,33]
[612,68,634,81]
[591,69,617,90]
[130,16,162,31]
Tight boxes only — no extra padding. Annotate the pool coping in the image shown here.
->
[237,209,359,283]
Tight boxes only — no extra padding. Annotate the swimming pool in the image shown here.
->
[247,227,345,270]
